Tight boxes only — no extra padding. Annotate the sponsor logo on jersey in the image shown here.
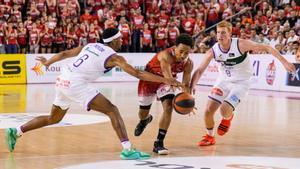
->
[229,53,235,57]
[60,156,300,169]
[0,113,109,129]
[229,94,240,103]
[207,63,218,73]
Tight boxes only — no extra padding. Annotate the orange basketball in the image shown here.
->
[173,92,195,115]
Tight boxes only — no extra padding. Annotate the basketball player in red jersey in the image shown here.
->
[134,34,194,155]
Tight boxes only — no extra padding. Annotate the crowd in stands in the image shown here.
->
[0,0,299,55]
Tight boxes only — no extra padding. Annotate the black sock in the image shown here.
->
[156,129,167,142]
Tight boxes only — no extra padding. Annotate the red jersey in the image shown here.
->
[141,29,152,45]
[7,29,18,45]
[18,29,27,45]
[182,18,196,35]
[168,27,178,42]
[138,47,188,97]
[145,47,186,77]
[120,24,130,45]
[155,27,167,47]
[133,14,144,29]
[0,30,4,45]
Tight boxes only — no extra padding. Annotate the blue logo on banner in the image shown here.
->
[286,64,300,87]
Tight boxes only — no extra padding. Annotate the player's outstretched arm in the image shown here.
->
[182,59,193,93]
[239,39,296,73]
[190,49,214,94]
[36,46,84,67]
[109,54,183,87]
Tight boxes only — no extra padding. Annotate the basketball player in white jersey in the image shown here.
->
[5,28,182,160]
[190,21,296,146]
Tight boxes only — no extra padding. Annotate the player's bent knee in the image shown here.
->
[221,101,234,113]
[105,104,120,115]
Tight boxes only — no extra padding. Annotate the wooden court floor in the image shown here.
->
[0,83,299,169]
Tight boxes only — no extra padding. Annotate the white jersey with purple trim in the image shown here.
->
[61,43,116,82]
[212,38,253,82]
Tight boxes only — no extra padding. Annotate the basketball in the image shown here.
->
[173,92,195,115]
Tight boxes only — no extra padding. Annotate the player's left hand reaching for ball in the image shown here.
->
[283,61,296,74]
[36,56,50,67]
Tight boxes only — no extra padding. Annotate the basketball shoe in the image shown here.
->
[198,134,216,146]
[134,115,153,136]
[5,128,20,152]
[217,114,234,136]
[120,148,151,160]
[153,141,169,155]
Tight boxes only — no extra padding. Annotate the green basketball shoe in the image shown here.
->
[120,148,151,160]
[5,128,19,152]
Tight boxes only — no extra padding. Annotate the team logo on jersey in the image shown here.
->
[229,53,235,57]
[217,54,227,61]
[211,87,223,96]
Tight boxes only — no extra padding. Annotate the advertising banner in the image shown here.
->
[26,54,72,83]
[25,53,299,92]
[0,54,27,84]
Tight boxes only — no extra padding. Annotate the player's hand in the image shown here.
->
[166,78,183,90]
[35,56,50,67]
[190,85,196,95]
[283,62,296,74]
[188,107,197,116]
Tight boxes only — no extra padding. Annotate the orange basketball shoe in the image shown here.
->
[217,114,234,136]
[198,134,216,146]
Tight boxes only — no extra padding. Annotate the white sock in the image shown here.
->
[206,128,214,137]
[16,126,24,136]
[121,140,132,150]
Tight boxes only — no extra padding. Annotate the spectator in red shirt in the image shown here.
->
[131,8,144,52]
[167,20,180,47]
[29,23,40,54]
[80,9,92,23]
[40,24,53,53]
[0,21,5,54]
[52,26,65,53]
[27,2,40,21]
[17,22,27,54]
[5,23,18,54]
[118,16,131,52]
[140,23,152,52]
[154,22,168,52]
[46,0,56,15]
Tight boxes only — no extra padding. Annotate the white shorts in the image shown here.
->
[138,84,180,106]
[208,79,250,110]
[53,76,100,110]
